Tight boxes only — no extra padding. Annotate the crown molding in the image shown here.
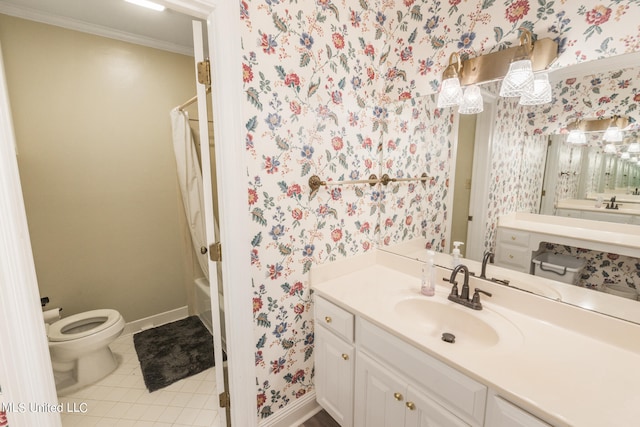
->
[0,1,194,56]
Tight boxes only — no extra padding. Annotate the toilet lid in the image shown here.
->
[48,309,122,342]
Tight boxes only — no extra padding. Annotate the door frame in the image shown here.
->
[0,1,256,426]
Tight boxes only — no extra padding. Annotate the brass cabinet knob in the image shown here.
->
[509,254,514,259]
[393,392,403,401]
[341,353,349,361]
[511,236,516,240]
[324,316,332,323]
[406,401,416,410]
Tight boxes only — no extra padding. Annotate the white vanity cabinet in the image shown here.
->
[314,296,355,427]
[485,394,551,427]
[355,352,469,427]
[494,228,533,273]
[313,296,559,427]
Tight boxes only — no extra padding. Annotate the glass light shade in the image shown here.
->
[603,126,623,142]
[604,143,617,154]
[519,73,552,105]
[437,77,463,108]
[621,152,630,160]
[458,85,484,114]
[627,142,640,153]
[566,129,586,145]
[632,156,639,162]
[500,59,534,97]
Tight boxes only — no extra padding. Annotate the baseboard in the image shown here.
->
[122,306,189,335]
[258,391,320,427]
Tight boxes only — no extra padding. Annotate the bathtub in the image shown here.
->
[195,277,213,334]
[194,277,225,348]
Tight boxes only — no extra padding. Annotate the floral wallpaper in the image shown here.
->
[543,243,640,296]
[557,143,581,201]
[526,64,640,136]
[239,0,640,420]
[0,386,6,427]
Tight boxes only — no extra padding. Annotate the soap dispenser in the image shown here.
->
[421,250,436,296]
[452,241,464,268]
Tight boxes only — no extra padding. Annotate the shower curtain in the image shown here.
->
[170,109,209,279]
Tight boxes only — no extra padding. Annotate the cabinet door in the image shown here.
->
[315,325,354,427]
[354,353,406,427]
[485,395,551,427]
[404,385,470,427]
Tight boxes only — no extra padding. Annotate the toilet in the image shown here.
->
[46,309,125,395]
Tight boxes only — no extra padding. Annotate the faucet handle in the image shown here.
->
[470,288,492,310]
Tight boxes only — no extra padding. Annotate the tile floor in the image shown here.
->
[58,333,220,427]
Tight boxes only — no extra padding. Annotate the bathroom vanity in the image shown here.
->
[310,250,640,427]
[494,212,640,274]
[555,199,640,224]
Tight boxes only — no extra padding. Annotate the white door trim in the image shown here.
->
[0,43,61,427]
[0,1,256,426]
[467,90,497,261]
[203,3,257,425]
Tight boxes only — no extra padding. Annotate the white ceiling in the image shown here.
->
[0,0,200,56]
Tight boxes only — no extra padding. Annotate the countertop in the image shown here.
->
[311,250,640,427]
[557,198,640,215]
[498,212,640,255]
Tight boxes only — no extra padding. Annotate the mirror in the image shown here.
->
[378,51,640,323]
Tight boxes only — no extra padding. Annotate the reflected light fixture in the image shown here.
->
[604,143,617,154]
[500,29,534,97]
[519,73,552,105]
[124,0,166,11]
[458,84,484,114]
[628,142,640,153]
[566,116,630,144]
[621,152,631,160]
[567,129,586,145]
[437,53,463,108]
[603,118,624,142]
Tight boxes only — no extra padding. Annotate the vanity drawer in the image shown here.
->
[315,296,354,342]
[497,229,530,248]
[495,245,531,273]
[357,318,486,426]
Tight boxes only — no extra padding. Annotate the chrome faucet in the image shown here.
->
[480,251,494,279]
[448,264,492,310]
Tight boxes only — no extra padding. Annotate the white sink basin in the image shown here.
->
[393,297,523,349]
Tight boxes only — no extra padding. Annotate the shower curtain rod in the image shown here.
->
[177,87,211,111]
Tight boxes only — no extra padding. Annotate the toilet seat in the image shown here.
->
[48,309,122,342]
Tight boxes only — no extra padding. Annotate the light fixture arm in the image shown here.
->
[515,29,533,60]
[442,52,462,80]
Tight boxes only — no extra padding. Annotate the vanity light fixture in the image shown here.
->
[604,143,617,154]
[436,53,464,108]
[519,72,552,106]
[436,29,558,113]
[628,142,640,153]
[124,0,166,11]
[500,29,535,97]
[566,116,630,137]
[458,84,484,114]
[567,129,586,145]
[603,121,624,143]
[621,152,631,160]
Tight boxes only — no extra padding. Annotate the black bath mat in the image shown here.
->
[133,316,215,392]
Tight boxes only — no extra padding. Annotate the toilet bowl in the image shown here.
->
[47,309,125,395]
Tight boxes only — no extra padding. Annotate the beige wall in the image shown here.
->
[0,14,200,322]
